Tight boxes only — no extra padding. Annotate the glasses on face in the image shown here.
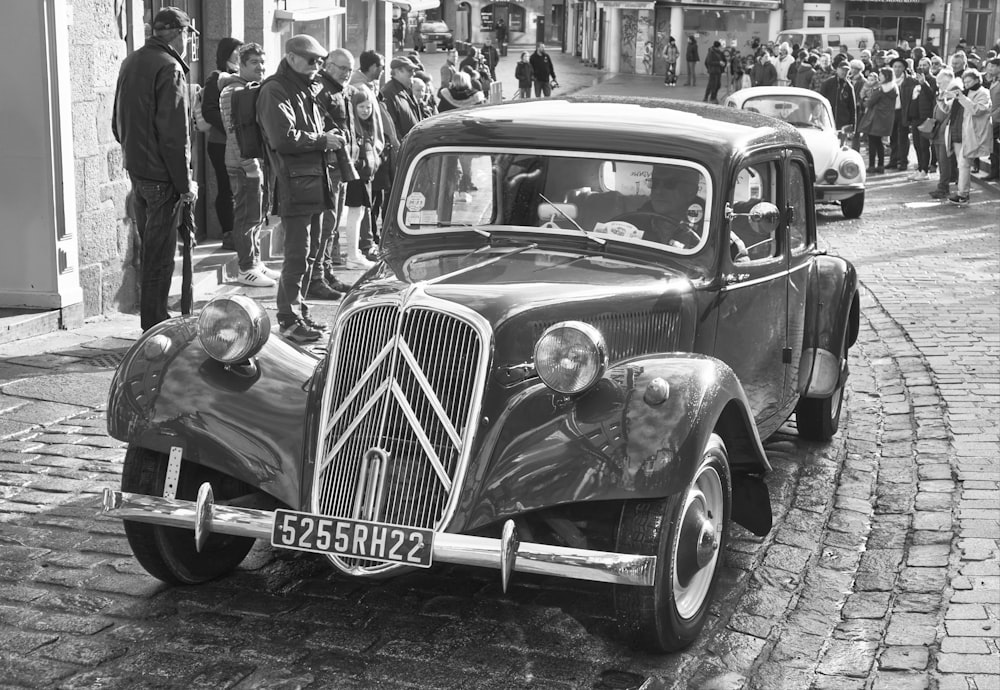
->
[294,53,325,67]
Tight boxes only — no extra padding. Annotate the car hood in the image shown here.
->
[347,247,697,361]
[797,127,837,172]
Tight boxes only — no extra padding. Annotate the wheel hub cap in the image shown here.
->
[676,496,717,586]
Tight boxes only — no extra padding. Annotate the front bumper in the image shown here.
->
[101,487,656,588]
[815,183,864,201]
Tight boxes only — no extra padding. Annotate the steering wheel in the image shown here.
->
[609,211,701,249]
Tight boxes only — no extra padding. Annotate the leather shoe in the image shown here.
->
[325,275,353,293]
[306,279,342,301]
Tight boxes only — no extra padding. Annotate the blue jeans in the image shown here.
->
[131,176,179,331]
[228,167,263,272]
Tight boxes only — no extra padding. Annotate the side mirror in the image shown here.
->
[726,201,781,235]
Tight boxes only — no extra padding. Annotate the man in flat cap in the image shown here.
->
[112,6,198,331]
[381,55,424,140]
[888,55,918,170]
[257,34,346,343]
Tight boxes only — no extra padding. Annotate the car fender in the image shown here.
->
[799,254,859,397]
[106,317,323,509]
[462,354,772,535]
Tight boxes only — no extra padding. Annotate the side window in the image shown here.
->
[730,160,780,263]
[788,161,809,251]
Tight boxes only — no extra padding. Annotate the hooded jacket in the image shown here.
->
[202,38,243,144]
[112,35,192,194]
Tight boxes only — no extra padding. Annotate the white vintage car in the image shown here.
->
[723,86,866,219]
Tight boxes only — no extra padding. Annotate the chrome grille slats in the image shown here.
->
[314,297,488,575]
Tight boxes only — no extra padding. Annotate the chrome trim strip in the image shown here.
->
[101,489,656,587]
[721,260,809,291]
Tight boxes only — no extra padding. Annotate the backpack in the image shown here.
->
[192,85,212,133]
[230,81,264,159]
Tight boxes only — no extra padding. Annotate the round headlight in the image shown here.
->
[839,160,861,180]
[533,322,608,395]
[197,295,271,363]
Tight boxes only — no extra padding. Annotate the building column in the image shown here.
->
[671,6,684,77]
[607,8,621,73]
[0,0,82,316]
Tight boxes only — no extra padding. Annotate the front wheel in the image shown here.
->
[121,446,255,585]
[614,434,731,652]
[796,327,849,441]
[841,192,864,219]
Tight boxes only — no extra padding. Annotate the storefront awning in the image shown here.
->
[390,0,441,12]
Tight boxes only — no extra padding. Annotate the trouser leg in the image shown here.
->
[131,176,179,331]
[207,141,233,236]
[277,214,312,322]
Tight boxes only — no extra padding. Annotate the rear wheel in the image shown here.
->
[841,192,864,219]
[121,446,255,584]
[614,434,731,652]
[796,328,849,441]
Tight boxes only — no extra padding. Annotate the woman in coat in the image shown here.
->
[858,67,897,173]
[949,68,993,204]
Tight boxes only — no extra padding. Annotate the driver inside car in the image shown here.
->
[615,165,705,249]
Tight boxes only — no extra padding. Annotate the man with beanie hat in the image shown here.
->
[257,34,345,343]
[200,37,243,248]
[112,6,198,331]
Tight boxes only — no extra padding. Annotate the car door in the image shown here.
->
[783,151,814,405]
[713,156,789,432]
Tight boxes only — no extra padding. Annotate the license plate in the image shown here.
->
[271,509,434,568]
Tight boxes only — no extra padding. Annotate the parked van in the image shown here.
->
[774,27,875,55]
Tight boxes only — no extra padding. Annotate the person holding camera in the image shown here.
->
[257,34,346,343]
[907,58,937,181]
[529,43,558,98]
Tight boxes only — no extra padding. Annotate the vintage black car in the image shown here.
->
[101,97,859,652]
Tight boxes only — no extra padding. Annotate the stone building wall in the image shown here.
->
[69,0,137,318]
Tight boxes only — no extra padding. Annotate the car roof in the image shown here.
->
[404,96,804,166]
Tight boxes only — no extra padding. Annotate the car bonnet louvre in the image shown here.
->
[531,311,681,359]
[315,300,488,574]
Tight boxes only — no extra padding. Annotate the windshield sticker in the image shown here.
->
[420,210,439,225]
[406,211,422,225]
[405,192,426,212]
[594,221,644,239]
[687,204,705,224]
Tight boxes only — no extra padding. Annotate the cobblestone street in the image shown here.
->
[1,69,998,688]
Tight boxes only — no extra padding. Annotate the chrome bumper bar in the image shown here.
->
[101,487,657,588]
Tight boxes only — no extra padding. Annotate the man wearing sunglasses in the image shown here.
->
[112,6,199,331]
[258,34,347,343]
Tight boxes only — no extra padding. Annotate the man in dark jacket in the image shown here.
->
[258,34,345,343]
[750,50,777,88]
[200,37,242,247]
[820,61,858,130]
[311,47,356,299]
[529,43,557,98]
[888,56,918,169]
[704,41,726,103]
[112,6,197,331]
[381,55,423,138]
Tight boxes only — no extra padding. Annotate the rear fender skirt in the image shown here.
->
[799,256,859,398]
[462,355,772,535]
[106,317,323,509]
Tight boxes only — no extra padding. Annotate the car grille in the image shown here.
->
[315,301,487,573]
[532,311,680,360]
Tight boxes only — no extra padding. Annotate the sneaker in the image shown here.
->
[306,279,342,301]
[279,317,322,343]
[947,193,969,205]
[364,248,380,262]
[929,189,949,199]
[257,264,281,281]
[237,267,276,288]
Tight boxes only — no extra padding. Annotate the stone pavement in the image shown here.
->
[0,57,997,688]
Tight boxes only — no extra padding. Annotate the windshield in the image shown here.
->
[776,33,803,47]
[420,22,449,32]
[741,95,833,129]
[399,148,712,255]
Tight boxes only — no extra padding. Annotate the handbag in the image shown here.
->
[355,137,378,181]
[917,117,938,139]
